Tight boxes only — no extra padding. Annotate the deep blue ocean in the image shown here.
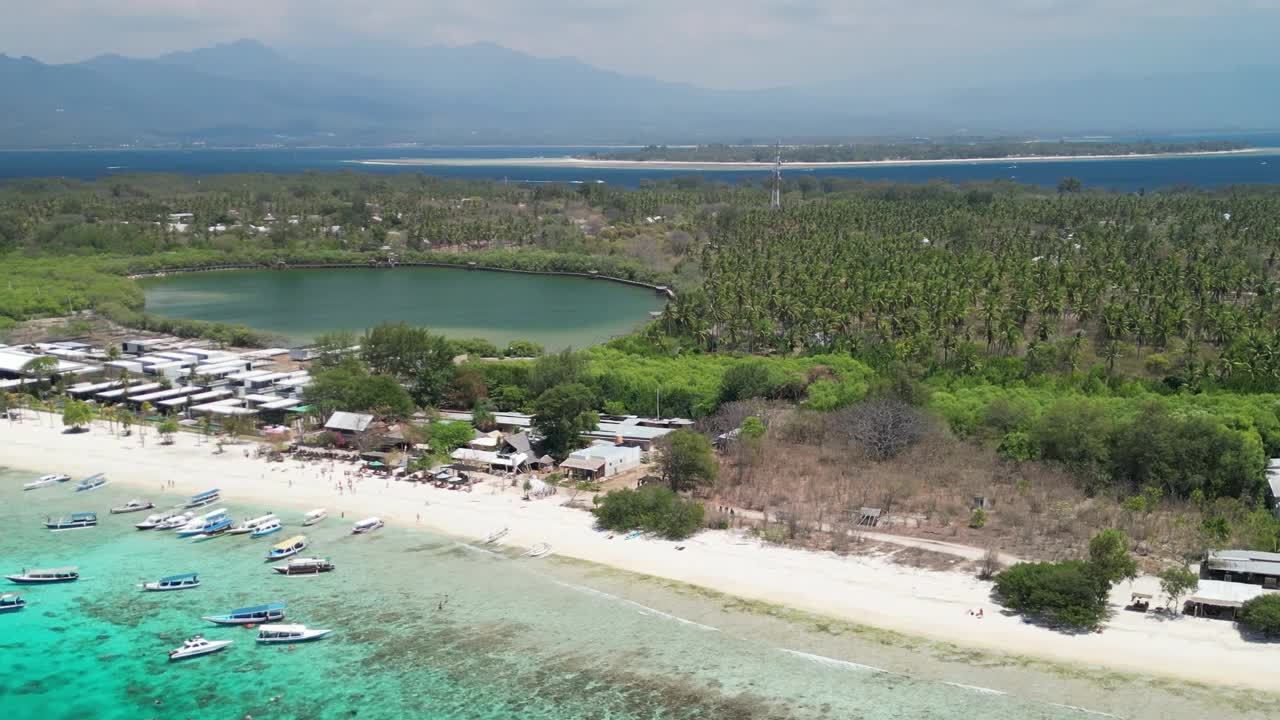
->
[1,135,1278,190]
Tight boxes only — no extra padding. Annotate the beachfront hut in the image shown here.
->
[324,411,374,437]
[1184,579,1278,620]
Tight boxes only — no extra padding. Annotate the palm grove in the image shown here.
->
[4,172,1280,626]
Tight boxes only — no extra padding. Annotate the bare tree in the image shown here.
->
[836,397,927,460]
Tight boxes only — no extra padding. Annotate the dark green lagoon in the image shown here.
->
[140,268,666,349]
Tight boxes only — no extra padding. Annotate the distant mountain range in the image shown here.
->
[0,39,1276,147]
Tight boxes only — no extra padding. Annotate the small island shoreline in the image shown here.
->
[4,411,1280,704]
[348,147,1267,172]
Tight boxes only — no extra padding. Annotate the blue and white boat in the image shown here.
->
[141,572,201,592]
[74,473,108,492]
[202,602,286,626]
[265,535,307,562]
[175,509,230,537]
[0,593,26,613]
[45,513,97,531]
[249,518,283,539]
[190,518,234,542]
[184,489,221,508]
[6,567,79,584]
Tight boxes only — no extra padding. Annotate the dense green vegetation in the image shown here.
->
[5,170,1280,553]
[592,485,706,540]
[591,140,1246,163]
[994,530,1138,629]
[1238,594,1280,635]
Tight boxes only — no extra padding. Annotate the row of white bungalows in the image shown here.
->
[0,346,100,379]
[96,382,163,401]
[125,385,206,408]
[191,359,256,380]
[160,388,234,412]
[66,380,124,398]
[190,397,260,417]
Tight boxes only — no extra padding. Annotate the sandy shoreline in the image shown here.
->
[346,148,1267,172]
[3,413,1278,693]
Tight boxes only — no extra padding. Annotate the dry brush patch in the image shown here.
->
[708,417,1210,564]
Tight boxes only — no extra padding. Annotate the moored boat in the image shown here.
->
[136,511,179,530]
[352,517,384,535]
[175,509,230,537]
[73,473,108,492]
[6,567,79,584]
[190,521,233,542]
[141,572,201,591]
[302,508,327,526]
[168,635,232,661]
[255,624,332,644]
[184,488,221,508]
[155,511,195,530]
[0,592,26,613]
[522,543,553,559]
[249,518,283,539]
[273,557,335,576]
[111,499,155,514]
[202,602,286,625]
[23,474,70,491]
[265,535,308,561]
[228,513,277,535]
[482,527,509,545]
[45,513,97,531]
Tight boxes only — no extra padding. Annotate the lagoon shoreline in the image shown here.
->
[3,412,1279,706]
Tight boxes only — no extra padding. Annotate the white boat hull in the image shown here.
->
[257,629,331,644]
[169,639,232,660]
[141,581,201,592]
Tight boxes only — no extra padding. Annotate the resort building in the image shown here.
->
[324,411,375,438]
[0,346,99,379]
[559,442,642,480]
[1201,549,1280,589]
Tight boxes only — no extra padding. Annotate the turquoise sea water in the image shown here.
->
[0,468,1189,719]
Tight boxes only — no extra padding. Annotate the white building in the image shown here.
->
[560,443,642,479]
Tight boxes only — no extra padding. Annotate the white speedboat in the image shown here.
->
[111,499,155,514]
[23,474,70,491]
[168,635,232,661]
[273,557,335,576]
[0,592,26,613]
[155,511,196,530]
[351,517,383,535]
[265,535,308,562]
[228,513,277,535]
[301,508,327,526]
[255,624,332,644]
[135,511,179,530]
[141,572,201,591]
[249,518,283,539]
[522,543,553,559]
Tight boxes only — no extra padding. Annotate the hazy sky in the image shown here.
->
[4,0,1278,88]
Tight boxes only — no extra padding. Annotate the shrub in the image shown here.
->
[591,485,705,540]
[993,560,1110,629]
[1238,594,1280,636]
[969,507,988,529]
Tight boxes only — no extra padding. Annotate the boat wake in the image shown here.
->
[1048,703,1124,719]
[454,542,504,558]
[777,648,889,673]
[942,681,1007,695]
[551,580,719,632]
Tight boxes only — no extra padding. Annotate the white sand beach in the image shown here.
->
[3,413,1277,692]
[347,148,1266,172]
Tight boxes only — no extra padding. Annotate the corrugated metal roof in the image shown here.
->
[1188,579,1277,608]
[325,411,374,432]
[1205,549,1280,577]
[560,456,606,472]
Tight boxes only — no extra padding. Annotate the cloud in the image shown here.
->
[2,1,1276,88]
